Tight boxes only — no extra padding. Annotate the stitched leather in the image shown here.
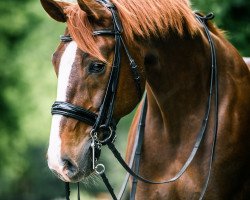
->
[93,29,120,36]
[51,101,97,125]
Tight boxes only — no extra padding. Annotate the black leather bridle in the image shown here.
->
[51,0,143,198]
[51,0,142,159]
[50,0,218,199]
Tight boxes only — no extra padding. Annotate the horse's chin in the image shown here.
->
[62,173,94,183]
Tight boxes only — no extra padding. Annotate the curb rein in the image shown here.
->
[51,0,218,199]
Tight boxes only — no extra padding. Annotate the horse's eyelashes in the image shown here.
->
[88,62,106,74]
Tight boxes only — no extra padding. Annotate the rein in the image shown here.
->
[108,13,218,200]
[51,0,218,199]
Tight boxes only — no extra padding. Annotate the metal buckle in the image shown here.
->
[95,164,105,175]
[90,130,102,170]
[90,129,107,174]
[90,125,115,144]
[98,125,114,144]
[60,35,72,42]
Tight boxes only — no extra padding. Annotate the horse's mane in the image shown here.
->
[63,0,221,61]
[113,0,199,38]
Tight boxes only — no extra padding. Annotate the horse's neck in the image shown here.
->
[143,33,212,145]
[127,20,250,200]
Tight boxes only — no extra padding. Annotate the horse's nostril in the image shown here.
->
[62,157,78,178]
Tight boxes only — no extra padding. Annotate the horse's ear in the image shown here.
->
[77,0,105,20]
[40,0,69,22]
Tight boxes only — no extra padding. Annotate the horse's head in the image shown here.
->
[41,0,145,182]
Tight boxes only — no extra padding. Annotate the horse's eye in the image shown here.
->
[89,62,105,73]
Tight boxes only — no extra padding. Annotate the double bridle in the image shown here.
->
[51,0,218,199]
[52,0,142,168]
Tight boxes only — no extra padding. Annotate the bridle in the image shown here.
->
[51,0,143,198]
[51,0,143,167]
[50,0,219,199]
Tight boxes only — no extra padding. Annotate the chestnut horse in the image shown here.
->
[41,0,250,199]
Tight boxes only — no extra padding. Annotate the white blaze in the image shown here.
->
[48,42,77,172]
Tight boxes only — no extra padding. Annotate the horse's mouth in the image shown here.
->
[52,156,95,183]
[48,138,97,183]
[60,169,92,183]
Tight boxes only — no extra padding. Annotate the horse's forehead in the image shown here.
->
[59,41,77,65]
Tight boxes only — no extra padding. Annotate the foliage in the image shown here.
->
[0,0,34,196]
[192,0,250,56]
[0,0,249,199]
[0,0,66,199]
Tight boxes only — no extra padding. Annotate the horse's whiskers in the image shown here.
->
[79,172,100,188]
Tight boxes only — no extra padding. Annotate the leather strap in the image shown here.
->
[120,37,143,98]
[130,95,147,200]
[77,182,80,200]
[195,13,218,200]
[52,101,97,125]
[93,29,120,36]
[100,172,118,200]
[65,182,70,200]
[60,35,72,42]
[94,1,142,99]
[103,12,218,199]
[116,94,147,200]
[90,0,124,133]
[97,95,147,200]
[107,69,215,184]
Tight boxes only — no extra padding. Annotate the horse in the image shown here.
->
[41,0,250,199]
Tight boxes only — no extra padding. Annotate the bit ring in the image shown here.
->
[95,164,105,175]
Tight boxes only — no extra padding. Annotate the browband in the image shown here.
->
[93,29,120,36]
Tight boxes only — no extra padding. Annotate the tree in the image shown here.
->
[0,0,33,195]
[0,1,65,199]
[192,0,250,56]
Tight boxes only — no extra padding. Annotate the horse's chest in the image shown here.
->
[136,169,201,200]
[136,181,200,200]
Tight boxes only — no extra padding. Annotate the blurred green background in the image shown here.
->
[0,0,249,199]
